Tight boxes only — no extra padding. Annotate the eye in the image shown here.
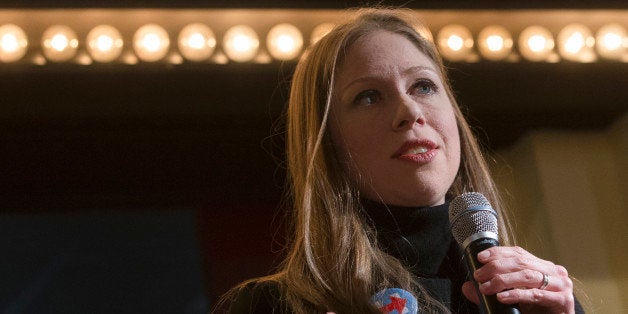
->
[353,89,381,106]
[411,79,438,95]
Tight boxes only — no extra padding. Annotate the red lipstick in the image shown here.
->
[392,139,439,164]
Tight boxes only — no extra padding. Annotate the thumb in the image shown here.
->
[461,281,480,305]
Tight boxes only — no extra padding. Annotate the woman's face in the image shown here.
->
[330,30,461,207]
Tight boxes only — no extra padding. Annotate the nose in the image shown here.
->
[392,94,425,131]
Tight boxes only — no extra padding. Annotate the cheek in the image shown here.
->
[431,109,461,162]
[446,119,461,149]
[340,119,387,160]
[435,107,459,141]
[444,115,462,170]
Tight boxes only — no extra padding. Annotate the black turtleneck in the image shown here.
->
[362,199,478,312]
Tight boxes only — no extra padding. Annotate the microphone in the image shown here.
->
[449,192,520,314]
[371,288,418,314]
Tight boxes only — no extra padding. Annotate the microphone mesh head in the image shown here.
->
[449,192,498,246]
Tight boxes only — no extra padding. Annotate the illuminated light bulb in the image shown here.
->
[267,23,303,61]
[133,24,170,62]
[558,23,595,62]
[32,53,46,65]
[437,25,473,61]
[168,52,183,64]
[223,25,259,62]
[41,25,79,62]
[310,23,335,45]
[86,25,123,63]
[254,51,272,64]
[212,51,228,64]
[122,51,138,65]
[178,23,216,62]
[448,36,464,51]
[0,24,28,62]
[596,23,626,60]
[487,36,504,51]
[478,25,513,61]
[518,26,555,62]
[529,36,547,52]
[76,52,92,65]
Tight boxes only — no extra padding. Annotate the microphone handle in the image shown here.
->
[464,238,521,314]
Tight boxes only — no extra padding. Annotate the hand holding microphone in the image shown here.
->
[450,192,575,314]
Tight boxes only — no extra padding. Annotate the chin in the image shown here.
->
[403,188,448,207]
[379,194,447,208]
[358,178,450,207]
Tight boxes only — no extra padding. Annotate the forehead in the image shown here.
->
[336,30,437,79]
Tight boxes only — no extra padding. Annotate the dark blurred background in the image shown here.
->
[0,1,626,313]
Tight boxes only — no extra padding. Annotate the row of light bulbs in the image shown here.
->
[436,23,627,62]
[0,22,328,64]
[0,21,626,64]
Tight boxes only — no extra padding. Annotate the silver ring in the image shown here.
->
[539,273,550,290]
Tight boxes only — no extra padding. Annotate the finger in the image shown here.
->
[474,257,550,283]
[474,257,519,282]
[474,252,555,283]
[496,289,575,313]
[478,269,546,295]
[477,246,552,266]
[479,266,572,295]
[461,281,480,305]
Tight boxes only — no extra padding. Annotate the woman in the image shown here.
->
[222,8,579,314]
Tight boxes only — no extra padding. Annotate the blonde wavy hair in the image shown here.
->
[220,8,515,313]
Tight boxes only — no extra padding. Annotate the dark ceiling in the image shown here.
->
[1,2,627,212]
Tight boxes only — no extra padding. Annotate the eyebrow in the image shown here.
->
[402,65,438,76]
[340,65,439,94]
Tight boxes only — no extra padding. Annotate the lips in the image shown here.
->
[392,139,439,163]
